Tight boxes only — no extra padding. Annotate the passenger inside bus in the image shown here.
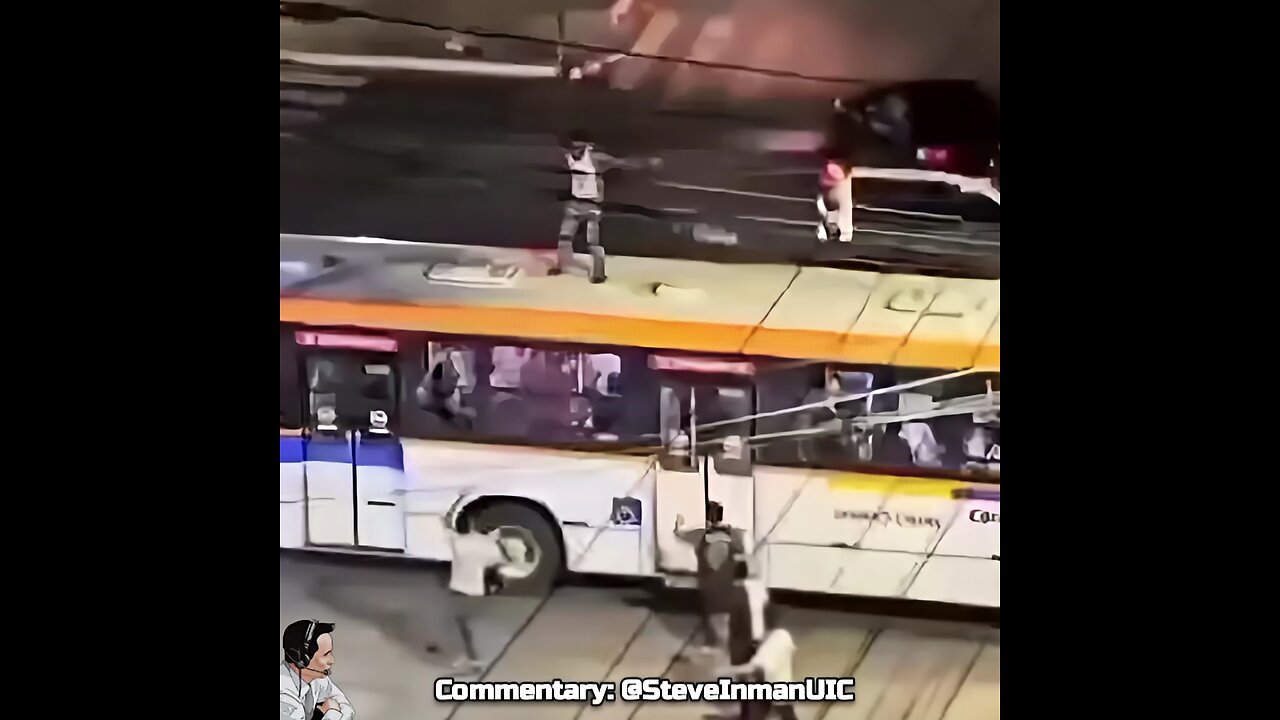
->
[796,369,872,464]
[520,350,578,442]
[308,358,341,428]
[752,363,1002,475]
[899,422,944,468]
[418,345,477,431]
[401,341,655,445]
[961,423,1000,475]
[581,353,623,438]
[585,371,624,440]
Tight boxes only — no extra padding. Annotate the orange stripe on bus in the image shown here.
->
[743,327,849,362]
[280,298,1001,371]
[280,298,753,353]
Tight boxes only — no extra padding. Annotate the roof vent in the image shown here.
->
[651,283,705,302]
[425,263,520,288]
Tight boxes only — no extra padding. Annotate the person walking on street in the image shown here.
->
[444,524,514,674]
[552,130,660,284]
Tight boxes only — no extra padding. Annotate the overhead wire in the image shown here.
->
[279,1,878,86]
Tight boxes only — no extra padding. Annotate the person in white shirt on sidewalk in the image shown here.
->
[280,619,356,720]
[445,525,518,674]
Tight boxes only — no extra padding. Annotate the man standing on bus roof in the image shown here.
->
[280,619,355,720]
[551,130,661,284]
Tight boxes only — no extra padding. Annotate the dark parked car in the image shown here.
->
[830,79,1000,178]
[816,80,1000,224]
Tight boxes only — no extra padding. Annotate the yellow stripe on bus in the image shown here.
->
[282,298,1001,371]
[827,473,968,497]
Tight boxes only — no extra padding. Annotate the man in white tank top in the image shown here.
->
[442,526,514,675]
[554,130,661,284]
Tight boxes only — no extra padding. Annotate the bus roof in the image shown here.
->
[280,235,999,371]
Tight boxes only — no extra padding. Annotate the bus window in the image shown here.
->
[705,385,753,476]
[582,353,624,440]
[416,343,479,432]
[659,382,695,472]
[754,363,999,476]
[490,348,576,442]
[400,340,657,447]
[305,353,399,431]
[479,344,656,445]
[280,327,303,430]
[307,357,342,430]
[753,363,851,467]
[874,369,999,476]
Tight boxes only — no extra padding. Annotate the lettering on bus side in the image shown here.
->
[832,509,941,529]
[968,509,999,524]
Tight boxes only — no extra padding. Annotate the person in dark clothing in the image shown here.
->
[726,558,768,665]
[674,501,745,651]
[417,348,475,431]
[722,604,797,720]
[716,561,771,720]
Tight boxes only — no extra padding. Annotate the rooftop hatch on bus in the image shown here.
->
[425,262,521,287]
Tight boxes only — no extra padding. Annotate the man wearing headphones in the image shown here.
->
[280,619,356,720]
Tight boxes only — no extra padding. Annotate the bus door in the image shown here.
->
[654,379,703,574]
[700,384,755,558]
[651,356,757,575]
[300,332,406,552]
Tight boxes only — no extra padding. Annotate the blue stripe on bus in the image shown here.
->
[355,439,404,470]
[280,436,304,464]
[305,438,353,464]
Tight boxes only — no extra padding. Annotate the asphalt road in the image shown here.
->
[280,64,1000,278]
[280,552,1000,720]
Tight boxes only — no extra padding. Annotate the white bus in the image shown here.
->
[280,235,1000,607]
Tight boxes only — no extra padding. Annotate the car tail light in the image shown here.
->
[917,146,954,171]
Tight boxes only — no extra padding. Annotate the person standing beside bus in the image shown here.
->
[444,525,513,674]
[674,501,745,652]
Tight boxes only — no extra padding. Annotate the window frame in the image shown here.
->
[750,360,1001,484]
[280,324,305,430]
[300,346,400,433]
[393,331,661,453]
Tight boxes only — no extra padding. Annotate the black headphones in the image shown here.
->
[285,620,318,668]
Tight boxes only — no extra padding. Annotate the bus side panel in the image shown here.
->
[754,466,1000,607]
[932,494,1000,559]
[910,492,999,606]
[401,438,457,561]
[400,439,657,576]
[825,473,966,554]
[906,557,1000,607]
[753,467,847,591]
[304,437,356,547]
[280,436,306,548]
